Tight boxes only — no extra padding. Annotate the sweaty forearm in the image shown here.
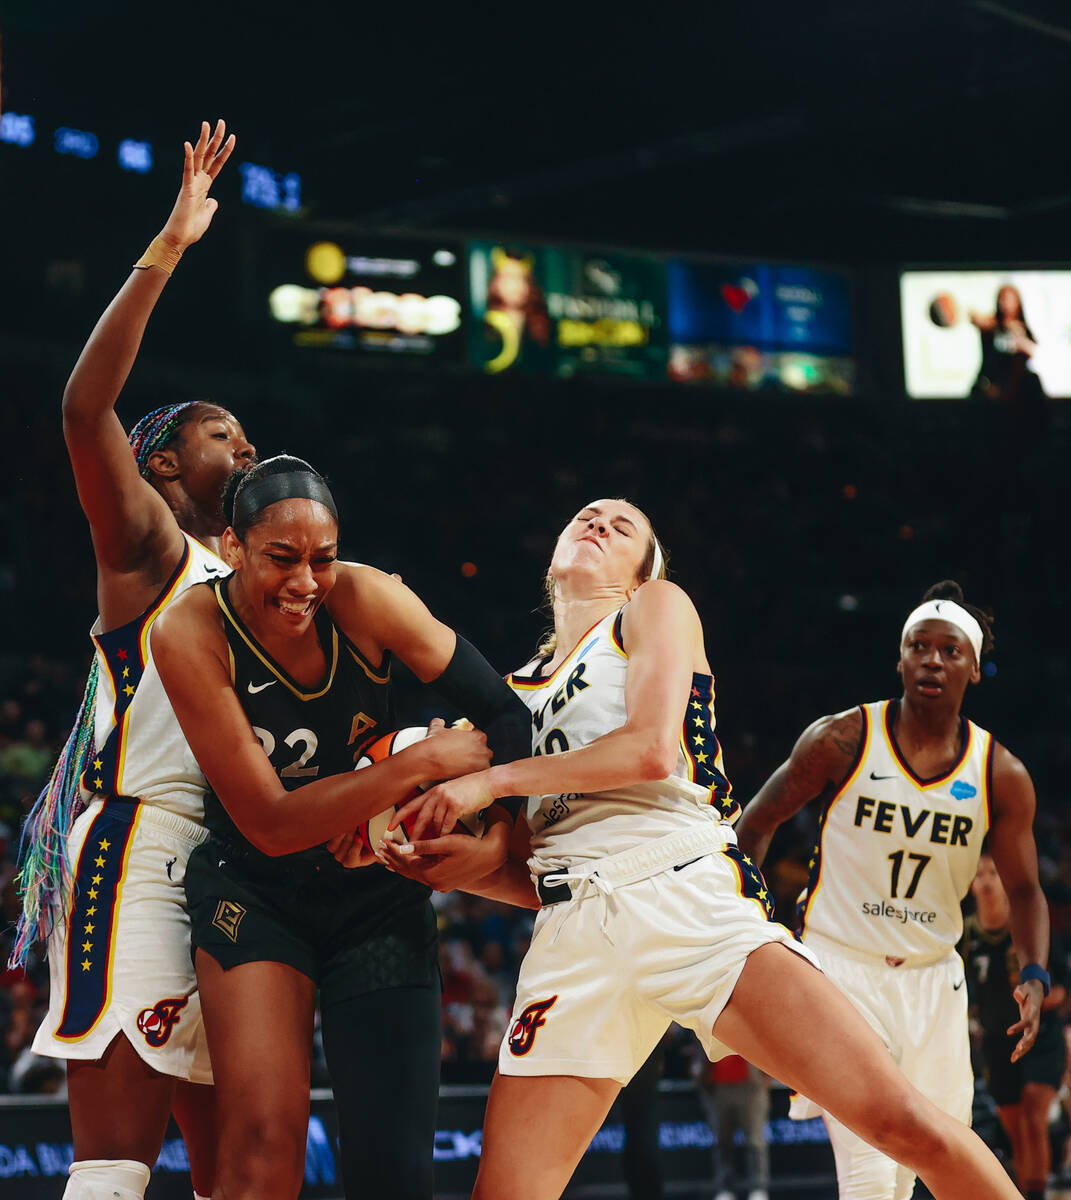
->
[463,859,540,910]
[228,742,440,857]
[481,720,679,807]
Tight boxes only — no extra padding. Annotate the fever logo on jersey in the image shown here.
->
[136,997,188,1047]
[508,996,558,1056]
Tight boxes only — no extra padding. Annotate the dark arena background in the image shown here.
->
[2,3,1071,1197]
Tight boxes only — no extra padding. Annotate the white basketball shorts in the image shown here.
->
[500,829,819,1085]
[32,796,212,1084]
[789,931,973,1123]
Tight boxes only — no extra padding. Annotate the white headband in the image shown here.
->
[649,538,664,580]
[901,599,984,663]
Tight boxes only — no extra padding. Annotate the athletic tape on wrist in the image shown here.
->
[133,236,184,276]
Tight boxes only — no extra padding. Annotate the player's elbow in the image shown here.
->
[251,830,292,857]
[224,793,296,857]
[239,820,286,857]
[61,380,96,424]
[637,736,679,780]
[249,816,304,857]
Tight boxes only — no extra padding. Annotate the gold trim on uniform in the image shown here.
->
[212,899,247,943]
[215,584,340,702]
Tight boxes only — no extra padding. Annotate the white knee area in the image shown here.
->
[64,1159,151,1200]
[824,1114,903,1200]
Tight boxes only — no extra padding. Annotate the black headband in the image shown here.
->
[233,471,338,526]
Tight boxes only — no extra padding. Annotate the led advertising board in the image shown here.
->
[467,241,667,378]
[668,261,855,394]
[267,236,466,359]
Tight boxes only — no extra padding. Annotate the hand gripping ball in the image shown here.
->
[354,727,429,852]
[353,725,487,852]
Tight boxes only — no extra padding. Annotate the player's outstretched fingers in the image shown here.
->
[192,121,211,172]
[1007,1019,1037,1062]
[389,791,429,834]
[208,128,236,178]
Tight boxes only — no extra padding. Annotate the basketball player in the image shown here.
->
[381,503,1023,1200]
[9,121,254,1200]
[151,454,530,1200]
[964,853,1066,1200]
[733,580,1048,1200]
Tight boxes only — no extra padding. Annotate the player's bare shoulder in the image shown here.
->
[326,561,400,623]
[151,579,226,652]
[631,577,697,613]
[989,739,1037,818]
[622,578,702,641]
[794,706,865,774]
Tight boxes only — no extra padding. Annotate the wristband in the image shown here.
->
[1019,963,1051,996]
[133,236,184,276]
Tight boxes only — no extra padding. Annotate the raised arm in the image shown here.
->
[151,588,492,856]
[733,708,864,866]
[63,121,234,574]
[398,579,712,839]
[987,745,1049,1062]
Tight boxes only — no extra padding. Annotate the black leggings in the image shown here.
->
[320,979,443,1200]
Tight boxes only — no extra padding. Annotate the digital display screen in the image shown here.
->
[266,236,466,358]
[467,241,667,378]
[667,261,855,394]
[901,269,1071,399]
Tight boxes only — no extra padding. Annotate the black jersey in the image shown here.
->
[204,577,428,909]
[961,915,1065,1038]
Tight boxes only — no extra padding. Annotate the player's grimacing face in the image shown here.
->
[227,499,339,637]
[897,619,980,703]
[550,499,651,593]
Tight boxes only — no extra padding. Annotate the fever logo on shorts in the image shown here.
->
[508,995,558,1057]
[212,899,247,943]
[136,997,188,1047]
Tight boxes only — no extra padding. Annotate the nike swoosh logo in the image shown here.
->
[247,680,277,694]
[673,857,703,872]
[954,979,965,990]
[870,771,896,781]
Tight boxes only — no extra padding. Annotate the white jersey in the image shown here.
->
[800,699,992,961]
[86,534,228,823]
[506,608,738,873]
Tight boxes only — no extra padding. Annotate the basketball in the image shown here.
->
[353,726,487,851]
[354,726,428,851]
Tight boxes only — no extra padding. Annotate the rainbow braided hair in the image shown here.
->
[8,401,198,967]
[128,401,199,476]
